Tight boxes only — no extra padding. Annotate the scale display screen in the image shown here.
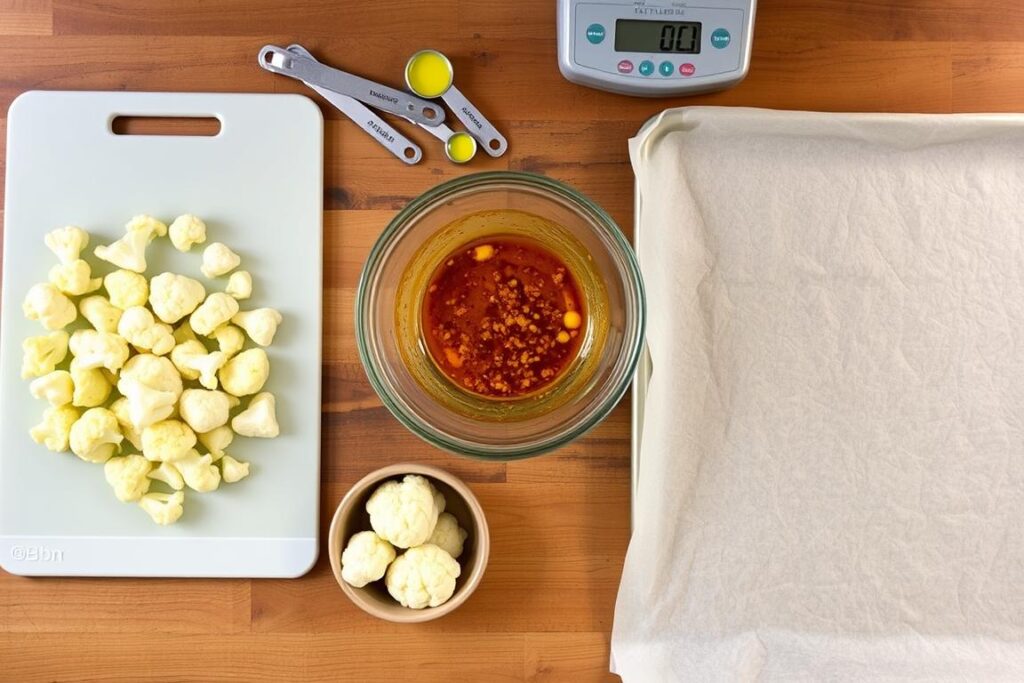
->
[614,19,702,53]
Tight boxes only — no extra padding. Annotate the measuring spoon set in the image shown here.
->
[258,44,506,166]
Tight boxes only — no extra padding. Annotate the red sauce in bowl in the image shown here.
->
[422,236,585,398]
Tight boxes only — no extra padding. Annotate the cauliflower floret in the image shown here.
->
[197,425,233,459]
[189,293,239,336]
[385,544,461,609]
[427,512,469,559]
[149,272,206,324]
[29,405,80,451]
[168,214,207,252]
[225,271,252,300]
[21,331,69,379]
[169,340,204,380]
[218,348,269,397]
[69,329,129,372]
[141,419,196,463]
[231,392,279,438]
[232,308,282,347]
[341,530,396,588]
[200,242,241,278]
[23,283,77,330]
[68,407,123,463]
[219,455,250,483]
[104,454,153,502]
[175,449,221,492]
[126,214,168,238]
[138,491,184,525]
[70,360,113,408]
[172,321,198,345]
[209,324,245,357]
[44,226,90,264]
[147,461,184,490]
[117,355,183,430]
[79,295,123,333]
[179,389,237,434]
[110,396,143,450]
[366,475,445,549]
[48,260,102,296]
[93,215,167,272]
[104,269,149,310]
[29,370,74,407]
[118,306,175,355]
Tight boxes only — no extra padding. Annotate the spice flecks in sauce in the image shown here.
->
[422,237,585,398]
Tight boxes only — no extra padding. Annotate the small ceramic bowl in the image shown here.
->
[328,463,490,623]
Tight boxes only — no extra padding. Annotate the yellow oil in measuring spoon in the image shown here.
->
[405,50,453,99]
[445,132,477,164]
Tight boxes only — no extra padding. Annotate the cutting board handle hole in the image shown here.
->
[111,116,221,137]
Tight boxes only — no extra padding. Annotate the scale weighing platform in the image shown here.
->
[557,0,756,97]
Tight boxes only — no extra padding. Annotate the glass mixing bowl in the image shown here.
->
[356,171,645,459]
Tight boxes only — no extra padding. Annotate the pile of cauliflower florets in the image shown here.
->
[21,215,283,525]
[341,474,469,609]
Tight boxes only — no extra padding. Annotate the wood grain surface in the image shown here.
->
[1,1,1023,681]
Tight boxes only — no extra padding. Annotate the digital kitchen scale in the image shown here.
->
[557,0,756,97]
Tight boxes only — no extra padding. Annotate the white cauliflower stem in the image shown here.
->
[366,475,446,549]
[200,242,241,278]
[104,454,153,502]
[148,461,185,490]
[231,392,279,438]
[341,531,396,588]
[385,544,461,609]
[232,308,282,347]
[168,214,207,252]
[117,354,183,430]
[23,283,77,330]
[427,512,469,559]
[93,215,167,273]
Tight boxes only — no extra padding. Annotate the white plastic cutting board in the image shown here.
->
[0,91,323,577]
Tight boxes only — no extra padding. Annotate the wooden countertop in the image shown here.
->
[1,1,1022,681]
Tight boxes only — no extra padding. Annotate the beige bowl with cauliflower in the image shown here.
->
[328,463,490,623]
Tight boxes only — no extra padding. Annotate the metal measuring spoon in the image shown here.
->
[283,45,422,165]
[404,49,508,157]
[259,44,444,126]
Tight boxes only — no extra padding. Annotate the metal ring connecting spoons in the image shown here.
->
[281,45,422,165]
[405,49,508,157]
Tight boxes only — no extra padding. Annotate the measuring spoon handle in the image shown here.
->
[444,86,508,157]
[313,85,422,165]
[259,45,444,126]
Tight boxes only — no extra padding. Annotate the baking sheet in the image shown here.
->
[616,107,1024,680]
[0,91,323,577]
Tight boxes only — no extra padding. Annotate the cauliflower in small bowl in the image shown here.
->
[328,463,489,623]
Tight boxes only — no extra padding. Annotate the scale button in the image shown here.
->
[585,23,606,44]
[679,63,696,76]
[617,60,634,74]
[711,28,731,48]
[639,60,655,76]
[658,60,674,76]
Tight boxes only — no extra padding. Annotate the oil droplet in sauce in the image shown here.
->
[422,236,585,399]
